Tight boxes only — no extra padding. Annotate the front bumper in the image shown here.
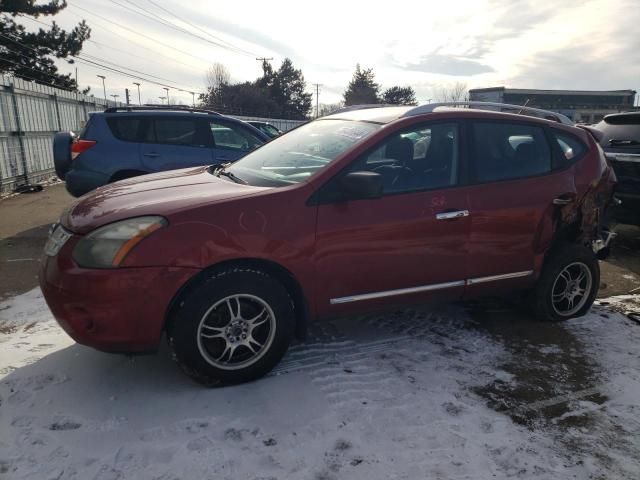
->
[39,242,198,353]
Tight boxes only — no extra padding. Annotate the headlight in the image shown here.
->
[73,216,167,268]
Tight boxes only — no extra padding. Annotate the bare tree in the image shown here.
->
[435,82,469,103]
[318,102,343,117]
[206,62,231,92]
[168,96,185,105]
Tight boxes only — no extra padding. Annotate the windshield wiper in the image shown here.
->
[212,163,247,184]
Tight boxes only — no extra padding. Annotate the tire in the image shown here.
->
[167,268,295,386]
[53,132,74,180]
[531,244,599,322]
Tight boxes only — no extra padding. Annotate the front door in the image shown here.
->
[464,120,577,291]
[209,120,264,164]
[314,121,471,314]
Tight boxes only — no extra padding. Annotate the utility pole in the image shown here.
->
[110,94,119,104]
[163,87,169,104]
[97,75,106,100]
[133,82,141,105]
[256,57,273,76]
[190,91,195,107]
[125,88,131,105]
[159,96,166,104]
[312,83,322,118]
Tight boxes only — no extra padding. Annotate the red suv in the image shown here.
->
[40,103,616,385]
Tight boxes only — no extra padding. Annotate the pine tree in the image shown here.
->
[271,58,312,120]
[343,65,380,106]
[0,0,91,90]
[381,86,417,105]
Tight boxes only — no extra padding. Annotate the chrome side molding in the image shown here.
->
[436,210,469,220]
[466,270,533,285]
[329,280,465,305]
[329,270,533,304]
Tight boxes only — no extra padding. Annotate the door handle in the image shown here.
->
[553,194,575,206]
[436,210,469,220]
[143,152,160,158]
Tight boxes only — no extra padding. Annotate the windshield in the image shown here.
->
[226,120,381,186]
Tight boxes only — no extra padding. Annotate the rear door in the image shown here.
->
[140,116,213,171]
[464,120,576,293]
[209,120,264,164]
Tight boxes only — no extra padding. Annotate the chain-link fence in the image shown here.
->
[0,75,307,194]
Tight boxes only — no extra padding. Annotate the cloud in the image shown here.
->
[402,54,494,76]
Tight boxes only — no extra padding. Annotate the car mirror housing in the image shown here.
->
[339,171,383,201]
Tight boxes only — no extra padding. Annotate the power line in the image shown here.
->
[142,0,258,56]
[0,58,75,90]
[68,3,212,65]
[18,12,201,72]
[1,32,203,95]
[107,0,256,57]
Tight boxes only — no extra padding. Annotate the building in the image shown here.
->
[468,87,637,123]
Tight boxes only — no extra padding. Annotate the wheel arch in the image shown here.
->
[165,258,310,341]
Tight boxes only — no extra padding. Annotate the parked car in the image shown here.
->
[40,103,616,386]
[53,107,270,197]
[592,111,640,225]
[247,121,283,138]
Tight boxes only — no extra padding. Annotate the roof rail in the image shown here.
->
[104,105,221,115]
[402,101,574,125]
[330,104,396,115]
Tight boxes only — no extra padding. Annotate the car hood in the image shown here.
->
[61,166,270,234]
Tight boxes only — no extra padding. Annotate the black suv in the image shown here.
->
[53,107,270,197]
[594,111,640,225]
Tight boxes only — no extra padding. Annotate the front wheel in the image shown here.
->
[531,245,599,321]
[168,268,294,386]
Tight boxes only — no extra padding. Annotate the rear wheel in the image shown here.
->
[168,268,294,386]
[531,245,599,321]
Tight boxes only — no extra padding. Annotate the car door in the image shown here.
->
[314,121,471,313]
[140,116,213,171]
[464,120,577,293]
[209,120,264,164]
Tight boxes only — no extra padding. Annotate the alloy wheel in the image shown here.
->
[196,294,276,370]
[551,262,593,317]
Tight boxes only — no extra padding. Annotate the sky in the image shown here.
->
[22,0,640,107]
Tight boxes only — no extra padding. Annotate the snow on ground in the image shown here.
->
[0,289,639,480]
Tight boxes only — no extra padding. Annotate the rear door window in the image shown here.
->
[106,117,143,142]
[146,118,205,146]
[471,122,551,183]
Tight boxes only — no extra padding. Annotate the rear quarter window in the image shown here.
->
[552,131,586,167]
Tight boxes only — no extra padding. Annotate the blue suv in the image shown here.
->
[53,107,270,197]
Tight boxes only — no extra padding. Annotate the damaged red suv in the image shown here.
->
[40,103,616,385]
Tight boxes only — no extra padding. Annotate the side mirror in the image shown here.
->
[339,171,383,200]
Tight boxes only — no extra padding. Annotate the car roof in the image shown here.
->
[323,102,574,126]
